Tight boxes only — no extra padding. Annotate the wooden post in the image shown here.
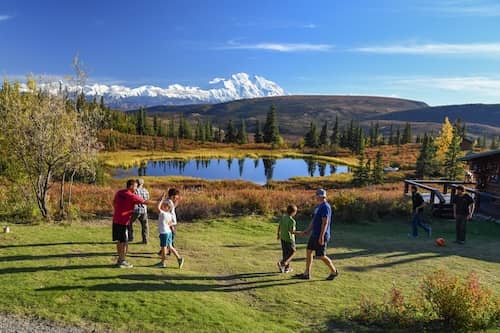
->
[443,184,448,194]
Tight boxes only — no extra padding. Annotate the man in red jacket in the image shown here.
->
[113,179,158,268]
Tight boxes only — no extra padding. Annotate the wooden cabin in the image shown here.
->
[460,136,474,151]
[460,149,500,219]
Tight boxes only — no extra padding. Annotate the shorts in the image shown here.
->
[159,233,173,247]
[281,240,296,262]
[112,223,129,243]
[307,236,328,257]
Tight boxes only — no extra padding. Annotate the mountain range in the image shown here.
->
[32,73,285,109]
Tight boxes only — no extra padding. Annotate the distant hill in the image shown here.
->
[143,95,428,136]
[371,104,500,127]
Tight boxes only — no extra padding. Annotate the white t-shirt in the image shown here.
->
[158,210,173,234]
[167,198,177,226]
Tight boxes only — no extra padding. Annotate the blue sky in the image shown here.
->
[2,0,500,105]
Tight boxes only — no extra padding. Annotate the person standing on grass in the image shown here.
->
[129,178,150,244]
[157,195,184,268]
[158,188,181,256]
[294,189,338,281]
[276,204,299,273]
[112,179,159,268]
[453,185,475,245]
[408,185,432,238]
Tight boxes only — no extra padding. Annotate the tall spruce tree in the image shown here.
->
[372,151,384,184]
[263,105,280,144]
[402,122,412,144]
[352,148,370,187]
[415,134,439,178]
[444,129,463,180]
[237,119,247,144]
[319,121,329,146]
[225,120,236,143]
[304,122,319,148]
[254,119,264,143]
[330,115,339,145]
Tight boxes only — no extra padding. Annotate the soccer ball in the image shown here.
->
[435,238,445,247]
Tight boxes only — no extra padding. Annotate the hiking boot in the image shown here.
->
[277,261,285,273]
[293,273,310,280]
[119,260,133,268]
[178,258,184,269]
[326,270,339,280]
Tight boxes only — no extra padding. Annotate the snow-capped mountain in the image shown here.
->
[33,73,286,110]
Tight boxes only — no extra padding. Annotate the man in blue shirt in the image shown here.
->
[294,189,339,280]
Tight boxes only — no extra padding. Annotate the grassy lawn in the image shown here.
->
[0,217,499,332]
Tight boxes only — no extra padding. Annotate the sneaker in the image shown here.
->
[277,261,285,273]
[326,270,339,280]
[157,261,167,268]
[427,227,432,237]
[119,260,133,268]
[284,267,293,273]
[177,258,184,269]
[293,273,310,280]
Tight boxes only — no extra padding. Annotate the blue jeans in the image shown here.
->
[411,212,431,237]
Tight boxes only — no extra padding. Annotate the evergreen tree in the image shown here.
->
[319,121,329,146]
[374,122,380,146]
[388,124,394,145]
[395,127,401,146]
[136,107,146,135]
[167,118,175,138]
[237,119,247,144]
[402,122,412,144]
[263,105,280,144]
[372,151,384,184]
[172,136,180,152]
[225,120,236,143]
[254,119,264,143]
[304,122,319,148]
[415,135,439,178]
[153,115,159,136]
[352,148,370,187]
[330,115,339,145]
[444,129,463,180]
[481,134,487,148]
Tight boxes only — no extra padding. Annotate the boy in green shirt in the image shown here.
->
[277,204,298,273]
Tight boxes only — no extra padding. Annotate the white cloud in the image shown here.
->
[398,76,500,96]
[224,41,333,52]
[0,15,11,21]
[353,42,500,55]
[302,23,317,29]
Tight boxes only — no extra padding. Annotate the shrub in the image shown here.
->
[421,269,500,331]
[352,270,500,331]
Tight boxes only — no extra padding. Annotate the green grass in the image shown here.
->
[0,217,499,332]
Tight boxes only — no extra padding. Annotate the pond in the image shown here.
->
[113,158,350,184]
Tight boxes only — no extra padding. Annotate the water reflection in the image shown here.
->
[114,158,350,185]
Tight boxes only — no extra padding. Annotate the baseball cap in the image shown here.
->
[316,188,327,198]
[136,178,145,185]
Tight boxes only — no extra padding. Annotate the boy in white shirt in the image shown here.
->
[157,196,184,268]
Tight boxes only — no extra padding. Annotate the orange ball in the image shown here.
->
[435,238,446,247]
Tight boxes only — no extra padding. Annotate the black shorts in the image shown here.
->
[281,240,296,262]
[307,236,328,257]
[112,223,129,243]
